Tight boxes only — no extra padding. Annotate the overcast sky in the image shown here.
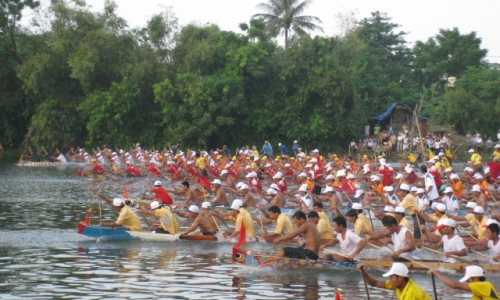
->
[72,1,500,64]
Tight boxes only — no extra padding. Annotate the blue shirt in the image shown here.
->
[262,144,272,156]
[292,143,300,154]
[280,145,289,155]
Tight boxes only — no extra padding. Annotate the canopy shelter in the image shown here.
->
[370,102,427,136]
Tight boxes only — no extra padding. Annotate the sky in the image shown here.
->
[53,1,500,63]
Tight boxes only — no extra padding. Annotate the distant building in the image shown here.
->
[371,102,427,136]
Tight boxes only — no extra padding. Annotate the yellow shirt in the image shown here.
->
[358,213,372,231]
[232,208,256,237]
[469,216,488,239]
[195,157,206,170]
[354,217,371,240]
[493,151,500,160]
[154,207,179,234]
[317,218,335,239]
[400,194,419,215]
[471,153,482,165]
[274,213,294,236]
[434,161,442,174]
[399,217,413,232]
[116,206,142,231]
[318,211,332,230]
[385,279,432,300]
[465,213,478,235]
[469,281,500,300]
[440,157,451,169]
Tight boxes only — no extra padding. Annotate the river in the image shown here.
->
[0,155,497,299]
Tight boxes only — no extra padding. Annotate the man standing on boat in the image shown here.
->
[357,262,431,300]
[97,194,142,232]
[274,211,321,260]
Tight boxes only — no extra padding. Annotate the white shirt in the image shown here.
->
[112,155,121,165]
[488,239,500,263]
[443,195,459,213]
[392,226,412,261]
[442,234,466,263]
[301,194,313,210]
[387,193,401,206]
[56,154,67,163]
[126,156,135,165]
[337,229,363,259]
[417,195,429,211]
[424,173,439,201]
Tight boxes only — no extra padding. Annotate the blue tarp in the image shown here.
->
[375,102,426,121]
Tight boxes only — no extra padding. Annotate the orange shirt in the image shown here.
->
[452,180,463,199]
[374,183,384,196]
[350,160,359,171]
[304,180,314,192]
[292,160,302,171]
[479,181,489,198]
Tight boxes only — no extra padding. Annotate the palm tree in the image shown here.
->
[253,0,323,49]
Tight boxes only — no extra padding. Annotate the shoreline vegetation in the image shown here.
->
[1,1,499,152]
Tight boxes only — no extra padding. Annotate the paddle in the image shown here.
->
[415,212,434,246]
[212,215,224,238]
[471,249,494,260]
[421,246,477,264]
[322,249,384,270]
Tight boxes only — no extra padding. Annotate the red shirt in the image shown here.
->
[166,164,180,177]
[208,166,220,177]
[91,163,105,174]
[406,172,418,184]
[249,177,262,191]
[488,161,500,183]
[197,175,212,191]
[338,178,356,195]
[429,168,442,187]
[278,178,288,192]
[228,166,239,180]
[147,164,161,177]
[154,186,173,205]
[124,164,141,177]
[186,165,197,178]
[379,165,393,186]
[313,169,323,181]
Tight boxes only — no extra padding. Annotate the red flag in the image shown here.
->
[335,289,343,300]
[235,219,246,247]
[123,186,129,199]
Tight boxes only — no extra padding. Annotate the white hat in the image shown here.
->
[245,172,257,178]
[450,174,460,180]
[265,163,272,168]
[211,179,222,185]
[305,164,313,168]
[444,167,453,173]
[309,158,317,163]
[220,170,229,175]
[443,187,454,193]
[410,186,418,192]
[436,203,447,212]
[459,266,485,282]
[468,149,475,153]
[371,175,381,181]
[394,206,406,214]
[382,263,409,277]
[416,188,425,194]
[201,201,211,209]
[154,181,162,186]
[347,174,356,179]
[379,158,386,164]
[431,202,439,209]
[354,184,361,189]
[298,172,308,178]
[150,201,161,210]
[473,206,485,214]
[238,183,249,190]
[325,174,335,180]
[119,149,124,153]
[405,168,414,174]
[466,202,477,209]
[438,152,444,156]
[294,140,298,143]
[230,199,243,210]
[298,184,308,192]
[395,173,404,179]
[484,167,490,174]
[352,203,362,210]
[187,205,200,213]
[270,183,280,190]
[336,170,346,177]
[186,160,193,165]
[284,163,291,168]
[399,183,410,191]
[473,174,483,180]
[125,152,130,156]
[384,186,394,192]
[495,144,500,148]
[464,167,474,172]
[484,219,499,227]
[471,184,481,192]
[113,198,124,206]
[267,188,278,195]
[383,205,395,213]
[313,149,319,153]
[273,172,283,179]
[434,218,456,230]
[324,186,334,193]
[363,169,372,174]
[354,190,364,198]
[278,143,282,146]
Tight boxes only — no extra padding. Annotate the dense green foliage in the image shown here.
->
[0,0,498,152]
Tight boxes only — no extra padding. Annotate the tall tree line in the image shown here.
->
[0,1,497,152]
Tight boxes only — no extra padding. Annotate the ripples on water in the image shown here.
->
[0,156,496,299]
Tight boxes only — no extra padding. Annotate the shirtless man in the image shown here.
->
[228,183,257,208]
[176,205,218,236]
[220,170,236,190]
[174,181,200,207]
[274,211,321,260]
[257,184,285,208]
[210,179,229,206]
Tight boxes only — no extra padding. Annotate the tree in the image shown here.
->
[252,0,323,49]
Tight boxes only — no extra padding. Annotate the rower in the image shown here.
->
[426,218,467,263]
[146,181,173,206]
[367,215,416,262]
[383,186,400,207]
[228,183,256,208]
[441,187,459,214]
[273,211,321,260]
[176,205,217,236]
[476,220,500,263]
[447,202,478,236]
[214,199,256,239]
[97,194,142,231]
[289,184,313,211]
[257,184,285,208]
[210,179,229,207]
[307,211,334,239]
[394,206,412,231]
[358,263,431,300]
[397,184,420,239]
[174,181,201,207]
[321,216,366,262]
[343,208,372,240]
[428,266,499,300]
[416,203,448,244]
[254,205,294,239]
[139,201,179,234]
[459,206,488,247]
[88,158,105,175]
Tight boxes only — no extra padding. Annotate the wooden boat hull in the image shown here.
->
[232,246,497,273]
[77,222,217,242]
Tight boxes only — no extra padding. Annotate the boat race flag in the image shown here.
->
[123,186,129,199]
[235,220,246,247]
[335,289,343,300]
